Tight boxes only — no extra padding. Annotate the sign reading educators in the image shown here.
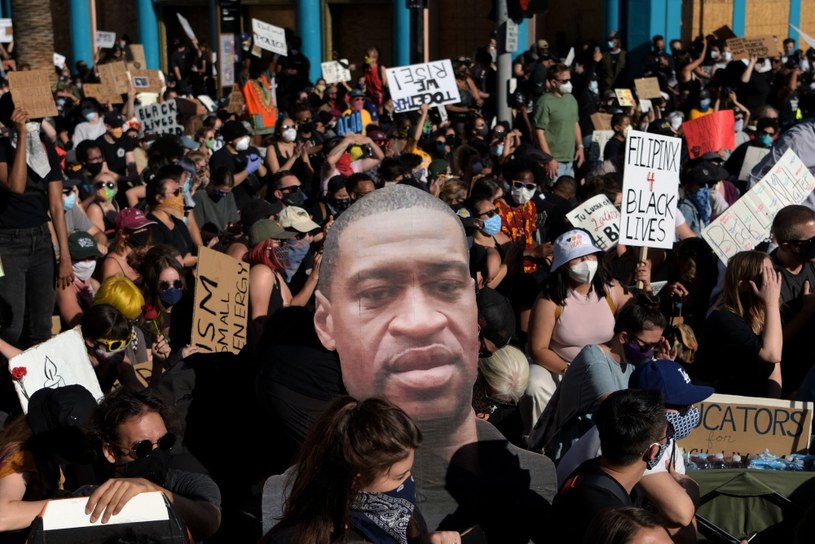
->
[619,130,681,249]
[191,247,250,355]
[702,149,815,263]
[386,60,461,113]
[252,18,287,56]
[678,394,813,456]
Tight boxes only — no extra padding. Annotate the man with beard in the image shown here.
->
[303,185,556,542]
[87,387,221,541]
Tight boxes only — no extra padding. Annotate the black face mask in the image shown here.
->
[86,163,104,177]
[128,230,149,248]
[328,198,351,215]
[284,187,306,207]
[117,448,171,486]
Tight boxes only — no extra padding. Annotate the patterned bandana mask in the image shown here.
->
[350,476,417,544]
[666,407,700,440]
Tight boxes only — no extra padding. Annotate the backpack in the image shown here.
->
[663,299,698,366]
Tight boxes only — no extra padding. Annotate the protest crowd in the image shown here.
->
[2,18,815,544]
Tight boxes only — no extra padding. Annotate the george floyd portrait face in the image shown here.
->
[315,193,479,424]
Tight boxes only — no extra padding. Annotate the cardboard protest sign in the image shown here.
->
[712,25,738,40]
[176,13,197,42]
[135,99,182,136]
[321,60,352,84]
[7,327,103,413]
[614,88,635,107]
[590,129,614,163]
[682,110,736,158]
[82,83,122,105]
[191,247,249,354]
[566,194,620,250]
[678,394,813,456]
[129,69,164,94]
[590,112,612,131]
[226,85,244,115]
[252,18,287,56]
[619,129,682,249]
[702,149,815,263]
[738,146,771,182]
[98,61,130,95]
[634,77,661,99]
[126,44,147,69]
[726,36,781,61]
[7,71,58,119]
[639,99,652,113]
[0,19,12,43]
[386,59,461,113]
[95,31,116,49]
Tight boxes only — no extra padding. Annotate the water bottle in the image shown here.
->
[729,454,743,469]
[691,453,711,470]
[709,453,727,469]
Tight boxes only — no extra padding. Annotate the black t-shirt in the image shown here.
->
[0,137,63,229]
[209,145,262,209]
[95,133,136,175]
[538,193,574,243]
[603,136,625,161]
[146,213,195,258]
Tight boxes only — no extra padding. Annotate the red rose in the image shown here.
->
[142,304,159,321]
[10,366,26,380]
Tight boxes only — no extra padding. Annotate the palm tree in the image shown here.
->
[10,0,57,83]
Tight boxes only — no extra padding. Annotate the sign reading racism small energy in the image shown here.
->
[566,194,620,250]
[135,99,182,136]
[191,247,250,354]
[386,60,461,113]
[619,129,681,249]
[252,18,287,56]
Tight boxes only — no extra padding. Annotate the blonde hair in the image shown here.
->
[717,250,766,335]
[94,276,145,320]
[477,345,530,404]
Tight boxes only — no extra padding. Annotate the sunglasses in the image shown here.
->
[117,432,176,459]
[159,279,183,291]
[785,235,815,248]
[631,335,662,352]
[95,181,116,190]
[279,185,301,194]
[280,124,295,130]
[512,181,536,191]
[95,329,136,352]
[478,209,499,218]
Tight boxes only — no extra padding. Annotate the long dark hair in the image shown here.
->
[541,255,612,306]
[267,396,422,544]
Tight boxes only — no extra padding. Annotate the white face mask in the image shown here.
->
[235,136,250,151]
[72,260,97,281]
[282,128,297,143]
[558,82,573,95]
[510,186,535,205]
[623,125,632,138]
[723,51,733,62]
[755,59,772,73]
[567,259,598,284]
[670,117,682,131]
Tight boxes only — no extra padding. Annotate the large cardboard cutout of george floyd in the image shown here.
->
[314,185,556,541]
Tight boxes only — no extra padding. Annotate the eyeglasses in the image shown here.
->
[512,181,536,191]
[95,181,116,190]
[117,432,176,459]
[159,279,183,291]
[784,235,815,248]
[95,329,136,352]
[631,335,662,352]
[478,208,499,218]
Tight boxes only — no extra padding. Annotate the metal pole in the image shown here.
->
[495,0,511,123]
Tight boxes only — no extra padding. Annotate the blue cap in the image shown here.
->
[630,359,714,406]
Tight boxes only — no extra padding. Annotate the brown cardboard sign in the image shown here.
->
[129,69,163,94]
[726,36,781,61]
[7,70,57,119]
[227,85,245,115]
[712,25,738,40]
[634,77,662,99]
[98,61,130,95]
[678,394,813,456]
[126,44,147,70]
[191,247,250,355]
[591,112,612,131]
[82,83,123,105]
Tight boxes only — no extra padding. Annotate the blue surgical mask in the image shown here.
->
[589,80,599,94]
[688,184,711,224]
[63,192,77,211]
[699,98,711,111]
[159,287,183,307]
[471,161,484,175]
[490,144,504,157]
[83,110,98,122]
[759,134,773,148]
[481,214,502,236]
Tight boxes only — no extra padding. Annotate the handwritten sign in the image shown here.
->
[252,18,287,56]
[98,61,130,95]
[82,83,123,105]
[7,327,103,413]
[321,60,352,84]
[8,70,57,119]
[712,25,738,40]
[126,44,147,70]
[620,129,682,249]
[634,77,662,99]
[702,149,815,263]
[0,19,12,43]
[682,110,736,158]
[129,69,164,94]
[226,85,244,115]
[726,36,781,61]
[678,394,812,456]
[95,31,116,49]
[336,111,363,135]
[738,146,771,182]
[176,13,197,42]
[191,247,250,355]
[566,194,620,250]
[386,60,461,113]
[135,99,181,136]
[614,88,635,107]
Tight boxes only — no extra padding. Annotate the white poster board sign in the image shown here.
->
[53,53,66,69]
[252,18,287,56]
[0,19,12,44]
[591,129,614,163]
[619,129,682,249]
[176,13,197,42]
[386,60,461,113]
[7,327,103,413]
[566,194,621,250]
[702,149,815,263]
[95,31,116,49]
[738,146,771,182]
[135,99,182,136]
[321,60,352,84]
[41,492,169,530]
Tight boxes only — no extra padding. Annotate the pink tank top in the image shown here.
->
[549,288,616,363]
